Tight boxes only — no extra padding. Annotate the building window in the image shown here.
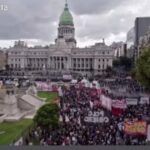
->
[102,65,104,69]
[99,65,101,69]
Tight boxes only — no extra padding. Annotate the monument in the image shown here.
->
[0,84,44,122]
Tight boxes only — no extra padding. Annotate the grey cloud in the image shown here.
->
[0,0,62,40]
[0,0,150,46]
[70,0,133,15]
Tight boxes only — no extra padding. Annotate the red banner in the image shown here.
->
[112,100,127,109]
[124,121,147,136]
[52,84,58,92]
[112,107,124,116]
[90,88,98,97]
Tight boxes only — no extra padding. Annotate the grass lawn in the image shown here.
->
[37,91,58,103]
[0,119,33,145]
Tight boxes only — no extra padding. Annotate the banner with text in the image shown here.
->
[84,111,109,123]
[147,125,150,141]
[112,100,127,109]
[124,121,147,136]
[125,98,138,105]
[140,97,150,105]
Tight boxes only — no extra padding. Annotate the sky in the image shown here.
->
[0,0,150,48]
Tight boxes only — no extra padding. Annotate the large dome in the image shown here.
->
[59,3,74,26]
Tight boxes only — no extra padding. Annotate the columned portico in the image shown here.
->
[49,56,70,71]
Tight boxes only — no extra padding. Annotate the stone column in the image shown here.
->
[50,57,52,69]
[83,58,86,71]
[59,57,61,70]
[55,57,56,70]
[52,57,54,70]
[80,58,82,71]
[55,57,57,70]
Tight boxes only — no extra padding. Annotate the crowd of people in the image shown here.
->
[98,77,145,95]
[24,81,150,146]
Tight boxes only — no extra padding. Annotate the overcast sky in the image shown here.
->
[0,0,150,48]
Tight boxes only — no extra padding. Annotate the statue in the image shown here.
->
[26,84,37,96]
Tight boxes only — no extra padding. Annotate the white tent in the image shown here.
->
[92,80,100,89]
[126,76,132,80]
[81,78,90,87]
[71,79,78,84]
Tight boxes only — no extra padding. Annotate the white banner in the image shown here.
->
[89,101,94,109]
[84,116,109,123]
[147,125,150,141]
[36,82,52,91]
[140,97,149,104]
[100,95,112,111]
[63,75,72,80]
[0,81,3,88]
[126,98,138,105]
[58,87,63,97]
[84,111,109,123]
[112,100,127,109]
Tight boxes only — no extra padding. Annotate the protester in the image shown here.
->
[24,78,150,145]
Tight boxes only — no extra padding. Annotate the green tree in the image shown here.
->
[34,103,59,130]
[136,48,150,89]
[113,56,133,71]
[113,59,120,67]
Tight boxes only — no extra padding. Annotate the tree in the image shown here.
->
[5,64,10,70]
[34,103,59,130]
[135,48,150,89]
[113,59,120,67]
[113,56,133,71]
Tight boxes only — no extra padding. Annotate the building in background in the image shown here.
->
[134,17,150,58]
[138,27,150,55]
[111,42,127,58]
[0,50,7,71]
[126,27,135,58]
[7,2,114,77]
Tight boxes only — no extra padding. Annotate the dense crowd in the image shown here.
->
[24,81,150,146]
[98,78,145,94]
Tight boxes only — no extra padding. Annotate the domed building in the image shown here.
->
[7,1,114,78]
[56,1,76,48]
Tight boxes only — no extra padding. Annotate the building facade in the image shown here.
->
[7,2,114,77]
[111,42,127,58]
[134,17,150,58]
[138,27,150,55]
[0,50,7,71]
[126,27,135,58]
